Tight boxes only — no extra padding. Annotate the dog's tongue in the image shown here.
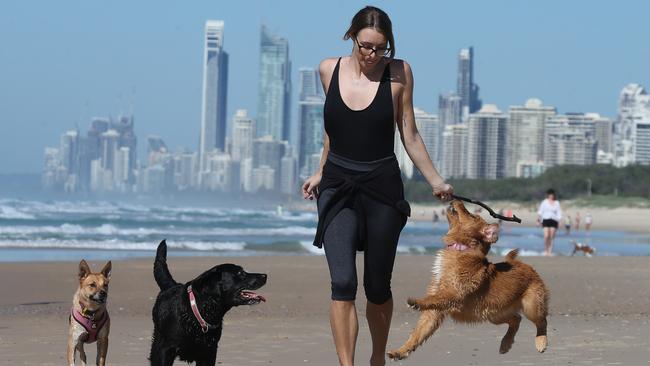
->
[241,290,266,302]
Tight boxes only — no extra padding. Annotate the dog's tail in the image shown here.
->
[505,249,519,262]
[154,240,177,291]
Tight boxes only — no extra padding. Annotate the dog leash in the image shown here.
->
[451,194,522,223]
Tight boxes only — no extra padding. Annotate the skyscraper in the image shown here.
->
[414,107,440,166]
[442,124,468,178]
[616,84,650,166]
[299,67,321,100]
[199,20,229,178]
[544,113,598,168]
[506,99,556,177]
[457,47,481,120]
[466,104,507,179]
[298,67,324,174]
[257,25,291,142]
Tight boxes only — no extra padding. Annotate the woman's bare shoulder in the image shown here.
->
[386,58,410,83]
[319,57,340,75]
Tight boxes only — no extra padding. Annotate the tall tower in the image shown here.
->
[199,20,229,178]
[456,47,481,120]
[466,104,507,179]
[257,25,291,142]
[298,67,324,174]
[506,99,556,177]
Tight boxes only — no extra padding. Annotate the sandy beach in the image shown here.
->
[408,202,650,234]
[2,255,650,365]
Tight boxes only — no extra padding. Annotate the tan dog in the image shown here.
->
[571,240,595,256]
[388,200,549,360]
[67,260,111,366]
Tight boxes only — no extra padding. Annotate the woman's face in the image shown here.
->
[353,27,388,68]
[547,193,556,201]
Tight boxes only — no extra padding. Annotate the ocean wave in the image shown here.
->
[0,239,247,251]
[0,224,316,237]
[299,240,325,255]
[0,205,36,220]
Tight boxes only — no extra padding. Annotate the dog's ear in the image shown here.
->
[79,259,91,280]
[481,224,499,244]
[100,261,112,280]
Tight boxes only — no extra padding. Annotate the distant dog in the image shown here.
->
[388,200,549,360]
[571,240,595,256]
[149,240,267,365]
[67,260,112,366]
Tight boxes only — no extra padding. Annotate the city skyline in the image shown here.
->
[2,1,650,174]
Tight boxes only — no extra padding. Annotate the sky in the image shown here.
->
[1,0,649,174]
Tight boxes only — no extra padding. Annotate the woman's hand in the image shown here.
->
[432,181,454,202]
[302,172,322,200]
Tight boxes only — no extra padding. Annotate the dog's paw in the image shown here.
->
[387,349,409,360]
[406,297,421,311]
[535,335,547,353]
[499,336,514,354]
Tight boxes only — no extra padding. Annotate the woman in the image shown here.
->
[301,6,453,366]
[537,189,562,256]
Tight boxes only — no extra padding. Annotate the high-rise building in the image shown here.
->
[544,113,598,168]
[199,20,229,178]
[60,130,80,179]
[635,121,650,165]
[394,129,413,179]
[506,99,557,177]
[589,113,614,154]
[457,47,481,120]
[231,110,256,162]
[438,93,463,127]
[298,95,324,174]
[253,135,287,190]
[298,67,324,175]
[280,147,298,195]
[616,84,650,166]
[442,124,468,178]
[414,107,440,166]
[257,25,291,141]
[298,67,322,100]
[466,104,507,179]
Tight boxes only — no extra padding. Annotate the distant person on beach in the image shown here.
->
[433,210,439,223]
[585,212,593,232]
[301,6,454,366]
[537,189,562,256]
[575,212,581,231]
[564,213,572,235]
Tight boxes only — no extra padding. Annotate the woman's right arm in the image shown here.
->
[301,58,336,200]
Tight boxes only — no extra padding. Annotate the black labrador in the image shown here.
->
[149,240,267,365]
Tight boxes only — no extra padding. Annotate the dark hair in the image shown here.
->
[546,189,556,196]
[343,6,395,58]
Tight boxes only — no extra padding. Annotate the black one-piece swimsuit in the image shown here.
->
[314,57,410,304]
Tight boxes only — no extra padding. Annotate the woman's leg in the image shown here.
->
[366,298,392,366]
[363,197,404,366]
[322,205,360,366]
[548,226,557,255]
[330,300,358,366]
[543,227,551,256]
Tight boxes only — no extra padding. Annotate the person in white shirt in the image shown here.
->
[537,189,562,256]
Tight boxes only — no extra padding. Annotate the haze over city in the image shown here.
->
[2,0,649,175]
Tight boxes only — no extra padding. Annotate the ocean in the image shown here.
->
[1,198,650,262]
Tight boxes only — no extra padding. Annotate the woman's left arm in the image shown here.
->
[396,60,452,199]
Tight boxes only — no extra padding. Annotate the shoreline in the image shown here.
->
[291,199,650,234]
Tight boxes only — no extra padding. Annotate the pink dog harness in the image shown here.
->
[71,304,109,343]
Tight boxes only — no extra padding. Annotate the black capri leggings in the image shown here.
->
[317,188,404,304]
